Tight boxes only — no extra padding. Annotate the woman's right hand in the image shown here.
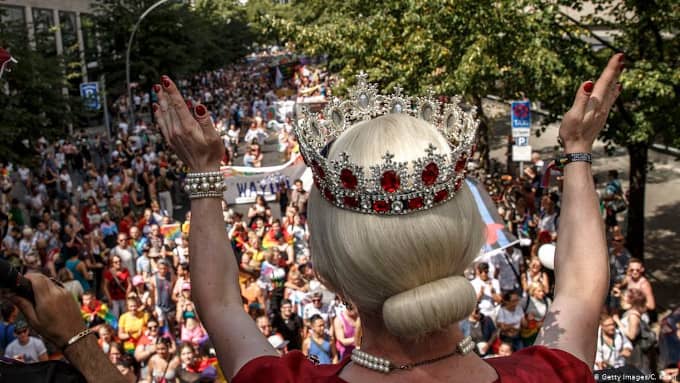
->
[152,77,224,173]
[559,53,624,153]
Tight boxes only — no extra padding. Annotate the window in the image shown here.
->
[32,8,56,55]
[0,5,26,37]
[80,13,97,64]
[59,11,78,53]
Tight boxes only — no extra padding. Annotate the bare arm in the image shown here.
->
[154,78,276,379]
[10,274,128,383]
[536,53,624,368]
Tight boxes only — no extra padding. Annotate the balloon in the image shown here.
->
[538,243,556,270]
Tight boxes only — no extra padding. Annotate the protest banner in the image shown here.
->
[221,154,307,205]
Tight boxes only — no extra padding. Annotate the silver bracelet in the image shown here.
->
[184,171,226,199]
[64,327,95,350]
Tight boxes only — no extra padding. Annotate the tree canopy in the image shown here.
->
[92,0,254,97]
[254,0,679,257]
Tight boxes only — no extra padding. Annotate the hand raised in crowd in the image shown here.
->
[152,76,225,173]
[559,53,624,153]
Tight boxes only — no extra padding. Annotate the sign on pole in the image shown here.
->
[80,82,101,111]
[511,100,531,162]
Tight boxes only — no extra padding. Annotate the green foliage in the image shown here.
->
[0,17,85,164]
[580,0,680,149]
[92,0,254,97]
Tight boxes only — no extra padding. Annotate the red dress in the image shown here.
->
[232,346,595,383]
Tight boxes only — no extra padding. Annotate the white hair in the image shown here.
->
[308,114,485,339]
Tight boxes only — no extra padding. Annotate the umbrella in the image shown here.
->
[465,177,519,256]
[0,47,18,80]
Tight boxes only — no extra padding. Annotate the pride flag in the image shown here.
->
[160,223,181,242]
[466,178,519,256]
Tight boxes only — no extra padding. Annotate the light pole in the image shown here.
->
[125,0,180,125]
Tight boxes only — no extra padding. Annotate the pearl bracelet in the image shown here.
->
[184,171,226,199]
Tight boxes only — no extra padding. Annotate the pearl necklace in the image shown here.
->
[351,336,475,374]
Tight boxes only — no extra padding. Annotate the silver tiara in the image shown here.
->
[293,73,479,215]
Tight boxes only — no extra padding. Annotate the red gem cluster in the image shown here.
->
[316,153,469,214]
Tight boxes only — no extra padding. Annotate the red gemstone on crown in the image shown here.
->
[340,168,358,189]
[421,162,439,186]
[312,160,325,179]
[372,200,389,213]
[380,170,400,193]
[324,188,334,202]
[343,196,359,208]
[408,197,424,210]
[434,189,449,203]
[455,156,467,172]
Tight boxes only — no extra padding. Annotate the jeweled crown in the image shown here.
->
[293,73,479,215]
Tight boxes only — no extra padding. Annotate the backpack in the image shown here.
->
[636,317,657,352]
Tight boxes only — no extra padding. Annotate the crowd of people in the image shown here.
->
[463,156,680,380]
[1,52,679,383]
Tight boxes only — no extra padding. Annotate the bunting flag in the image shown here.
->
[465,178,519,256]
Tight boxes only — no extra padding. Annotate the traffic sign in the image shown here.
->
[511,100,531,130]
[512,145,532,162]
[514,136,529,146]
[80,82,101,111]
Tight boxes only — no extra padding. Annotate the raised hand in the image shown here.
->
[559,53,624,153]
[152,76,225,172]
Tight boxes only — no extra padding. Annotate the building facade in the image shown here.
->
[0,0,97,81]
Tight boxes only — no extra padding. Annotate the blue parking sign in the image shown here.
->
[80,82,101,111]
[511,101,531,129]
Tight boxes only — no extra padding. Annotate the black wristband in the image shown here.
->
[556,152,592,170]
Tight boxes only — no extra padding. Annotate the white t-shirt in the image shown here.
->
[594,327,632,369]
[4,337,47,363]
[471,277,501,317]
[496,306,525,329]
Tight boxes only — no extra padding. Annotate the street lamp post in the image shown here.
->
[125,0,179,126]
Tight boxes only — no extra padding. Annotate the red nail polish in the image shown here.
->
[584,81,594,93]
[186,100,193,110]
[161,76,171,88]
[152,104,158,113]
[617,83,623,92]
[153,84,161,93]
[195,104,207,117]
[618,54,625,63]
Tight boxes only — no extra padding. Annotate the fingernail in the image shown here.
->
[153,103,159,113]
[617,82,622,92]
[584,81,594,93]
[186,100,193,110]
[153,84,161,93]
[618,54,625,63]
[161,75,171,88]
[195,104,207,117]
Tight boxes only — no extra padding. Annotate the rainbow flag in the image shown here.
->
[81,301,118,330]
[160,223,181,242]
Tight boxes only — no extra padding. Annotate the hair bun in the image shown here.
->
[382,275,476,338]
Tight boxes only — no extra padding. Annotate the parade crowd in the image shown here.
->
[1,53,678,383]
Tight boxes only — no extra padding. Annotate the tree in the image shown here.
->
[258,0,597,168]
[565,0,680,258]
[258,0,678,258]
[0,13,86,165]
[91,0,254,98]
